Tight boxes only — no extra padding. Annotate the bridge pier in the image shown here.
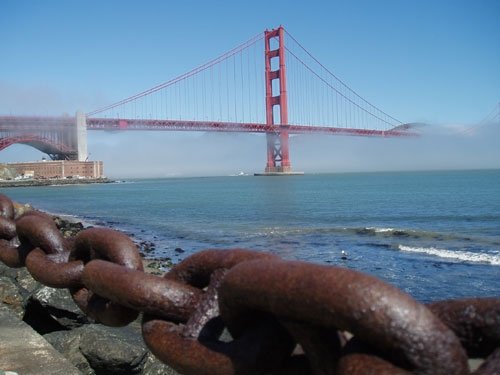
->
[75,111,88,161]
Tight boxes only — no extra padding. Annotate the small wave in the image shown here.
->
[368,227,396,233]
[355,227,420,238]
[398,245,500,265]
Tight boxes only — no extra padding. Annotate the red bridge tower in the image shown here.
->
[260,26,301,175]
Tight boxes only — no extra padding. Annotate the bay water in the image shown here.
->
[2,169,499,303]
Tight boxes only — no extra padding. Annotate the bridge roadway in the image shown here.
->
[0,115,417,164]
[89,117,417,137]
[0,115,416,137]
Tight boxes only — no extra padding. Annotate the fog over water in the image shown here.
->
[1,122,498,178]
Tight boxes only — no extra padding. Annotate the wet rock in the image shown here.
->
[79,324,148,374]
[24,286,91,333]
[53,216,85,238]
[144,261,163,276]
[138,240,156,255]
[143,258,174,276]
[174,247,185,254]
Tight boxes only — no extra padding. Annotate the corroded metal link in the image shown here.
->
[0,217,16,239]
[336,353,411,375]
[13,211,85,288]
[165,248,280,288]
[0,209,66,268]
[70,227,144,270]
[280,321,344,374]
[143,249,294,374]
[0,195,18,266]
[83,260,202,322]
[69,228,144,326]
[0,193,14,219]
[25,249,84,288]
[182,269,227,339]
[219,259,469,375]
[142,317,294,375]
[17,213,66,254]
[427,298,500,358]
[0,240,27,268]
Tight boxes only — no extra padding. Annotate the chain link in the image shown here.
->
[0,193,498,374]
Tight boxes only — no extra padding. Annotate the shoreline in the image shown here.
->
[0,177,113,188]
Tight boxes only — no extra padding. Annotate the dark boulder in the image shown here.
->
[44,323,180,374]
[79,324,148,374]
[44,328,94,374]
[24,285,92,333]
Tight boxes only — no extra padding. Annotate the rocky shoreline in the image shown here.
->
[0,178,113,188]
[0,207,178,374]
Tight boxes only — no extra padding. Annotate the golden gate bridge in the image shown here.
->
[0,26,441,174]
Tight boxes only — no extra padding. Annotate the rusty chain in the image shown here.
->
[0,193,498,375]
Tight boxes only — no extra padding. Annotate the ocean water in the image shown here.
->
[2,169,499,303]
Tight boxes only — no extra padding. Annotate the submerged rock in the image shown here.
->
[53,216,85,238]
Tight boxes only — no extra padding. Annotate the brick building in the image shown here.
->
[8,160,104,179]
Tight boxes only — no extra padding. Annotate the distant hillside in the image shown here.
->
[0,164,18,180]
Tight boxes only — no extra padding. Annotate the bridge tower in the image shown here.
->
[261,26,298,175]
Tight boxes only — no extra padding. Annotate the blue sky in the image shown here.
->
[1,0,499,176]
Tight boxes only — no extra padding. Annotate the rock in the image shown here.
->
[143,259,174,276]
[0,262,41,295]
[44,329,94,374]
[13,202,32,218]
[79,324,148,374]
[174,248,185,254]
[0,261,18,279]
[44,323,179,375]
[24,286,92,333]
[0,308,81,375]
[53,216,85,238]
[15,267,41,293]
[0,276,25,318]
[138,240,156,256]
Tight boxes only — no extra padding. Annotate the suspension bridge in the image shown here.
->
[0,26,435,174]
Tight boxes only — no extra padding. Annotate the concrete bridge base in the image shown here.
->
[254,171,304,176]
